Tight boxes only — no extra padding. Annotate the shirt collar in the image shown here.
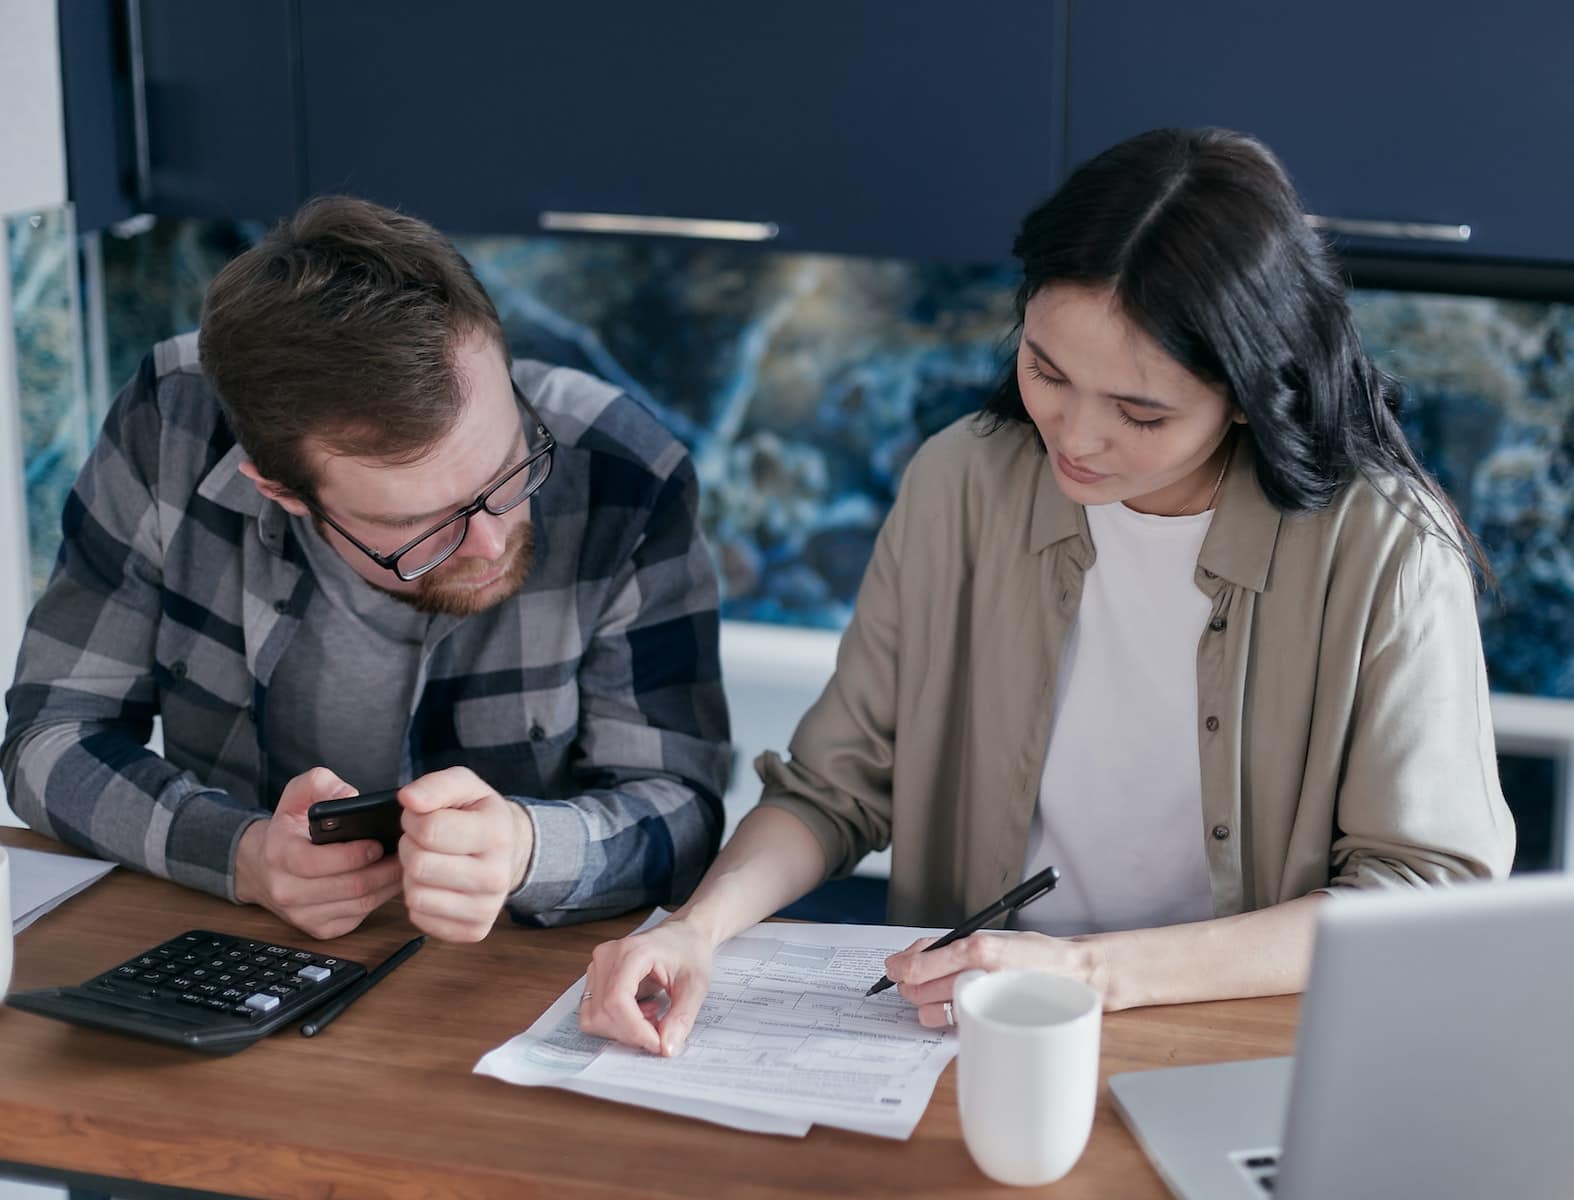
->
[196,440,292,555]
[1027,431,1280,591]
[1197,436,1281,593]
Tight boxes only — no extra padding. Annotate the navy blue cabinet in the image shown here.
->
[134,0,302,222]
[297,0,1063,261]
[63,1,1574,269]
[1066,0,1574,266]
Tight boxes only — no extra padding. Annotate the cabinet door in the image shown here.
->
[299,0,1064,261]
[1066,0,1574,265]
[134,0,303,221]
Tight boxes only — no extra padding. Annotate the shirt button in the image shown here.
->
[1212,824,1231,841]
[529,724,546,742]
[273,599,291,615]
[1209,616,1227,632]
[1205,715,1220,732]
[170,660,188,679]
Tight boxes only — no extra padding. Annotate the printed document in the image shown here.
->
[9,847,116,934]
[476,913,957,1139]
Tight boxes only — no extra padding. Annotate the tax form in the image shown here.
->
[475,914,958,1139]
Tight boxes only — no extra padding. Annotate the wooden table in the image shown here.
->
[0,829,1299,1198]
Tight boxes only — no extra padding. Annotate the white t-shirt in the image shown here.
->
[1012,500,1217,937]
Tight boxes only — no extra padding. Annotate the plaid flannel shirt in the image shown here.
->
[2,333,730,926]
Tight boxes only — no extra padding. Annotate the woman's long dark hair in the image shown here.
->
[980,127,1490,582]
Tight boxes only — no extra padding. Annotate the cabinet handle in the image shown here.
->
[1304,214,1472,244]
[127,0,153,206]
[539,212,780,242]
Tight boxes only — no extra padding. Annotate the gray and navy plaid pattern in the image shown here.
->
[2,333,730,926]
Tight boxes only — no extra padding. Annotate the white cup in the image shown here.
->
[954,968,1102,1187]
[0,846,12,997]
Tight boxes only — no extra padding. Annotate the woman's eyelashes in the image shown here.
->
[1026,357,1166,432]
[1117,408,1165,432]
[1024,357,1063,386]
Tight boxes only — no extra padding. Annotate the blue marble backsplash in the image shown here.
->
[10,216,1573,699]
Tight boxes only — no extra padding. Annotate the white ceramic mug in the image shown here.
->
[0,845,12,998]
[954,968,1102,1187]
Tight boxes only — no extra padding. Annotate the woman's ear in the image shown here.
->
[237,460,311,517]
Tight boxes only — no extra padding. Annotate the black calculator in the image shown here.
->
[6,930,367,1055]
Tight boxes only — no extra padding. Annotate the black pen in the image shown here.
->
[301,934,426,1036]
[865,865,1060,996]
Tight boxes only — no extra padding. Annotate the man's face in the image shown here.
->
[257,331,537,616]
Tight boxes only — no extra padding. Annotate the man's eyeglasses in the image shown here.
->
[313,382,556,582]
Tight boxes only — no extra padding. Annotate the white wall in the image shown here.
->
[1,0,68,826]
[0,0,67,218]
[719,620,890,878]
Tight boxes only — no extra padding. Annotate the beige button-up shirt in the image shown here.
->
[757,418,1515,928]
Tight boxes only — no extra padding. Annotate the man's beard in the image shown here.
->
[381,522,535,616]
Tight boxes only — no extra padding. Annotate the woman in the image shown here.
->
[580,128,1516,1056]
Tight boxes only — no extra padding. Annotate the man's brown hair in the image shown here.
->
[198,195,507,498]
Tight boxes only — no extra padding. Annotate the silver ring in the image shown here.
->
[943,1000,955,1026]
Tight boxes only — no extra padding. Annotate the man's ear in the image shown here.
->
[237,460,311,518]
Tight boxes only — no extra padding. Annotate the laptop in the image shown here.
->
[1110,874,1574,1199]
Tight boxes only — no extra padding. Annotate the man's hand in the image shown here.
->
[398,766,534,943]
[234,767,404,940]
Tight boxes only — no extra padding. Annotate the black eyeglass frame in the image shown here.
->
[311,382,556,582]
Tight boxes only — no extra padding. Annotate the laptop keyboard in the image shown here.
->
[1230,1148,1280,1194]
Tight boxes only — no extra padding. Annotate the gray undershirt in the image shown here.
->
[265,516,431,795]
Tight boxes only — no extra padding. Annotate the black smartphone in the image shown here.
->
[307,789,403,854]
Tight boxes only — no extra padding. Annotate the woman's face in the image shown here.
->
[1016,284,1242,515]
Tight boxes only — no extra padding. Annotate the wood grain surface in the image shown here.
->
[0,828,1299,1198]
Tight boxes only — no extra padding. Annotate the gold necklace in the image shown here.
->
[1168,439,1234,518]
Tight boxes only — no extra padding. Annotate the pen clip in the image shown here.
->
[1001,866,1061,913]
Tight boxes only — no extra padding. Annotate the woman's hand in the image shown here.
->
[578,917,717,1056]
[882,931,1108,1027]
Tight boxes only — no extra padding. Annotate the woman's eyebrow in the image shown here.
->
[1023,335,1177,412]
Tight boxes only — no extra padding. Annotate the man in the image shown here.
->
[1,197,730,941]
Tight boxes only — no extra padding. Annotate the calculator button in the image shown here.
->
[232,964,256,978]
[264,984,295,998]
[244,993,281,1014]
[176,952,202,965]
[196,983,223,996]
[138,972,163,985]
[188,969,210,980]
[296,965,331,983]
[224,950,247,961]
[134,956,162,969]
[169,976,195,990]
[232,1003,261,1018]
[202,998,231,1012]
[114,966,141,978]
[219,988,248,1001]
[178,933,203,944]
[178,993,207,1006]
[264,945,290,956]
[252,954,279,967]
[320,958,342,967]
